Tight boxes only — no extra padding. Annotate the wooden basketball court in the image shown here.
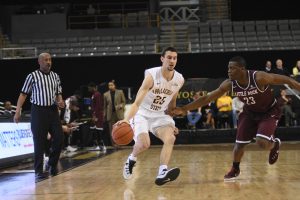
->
[2,142,300,200]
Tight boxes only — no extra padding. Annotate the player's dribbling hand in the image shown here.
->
[115,119,130,126]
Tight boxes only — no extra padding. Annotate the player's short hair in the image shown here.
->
[161,46,177,57]
[230,56,247,68]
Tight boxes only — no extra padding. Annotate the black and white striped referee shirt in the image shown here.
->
[21,70,62,106]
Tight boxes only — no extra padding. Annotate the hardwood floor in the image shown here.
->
[1,142,300,200]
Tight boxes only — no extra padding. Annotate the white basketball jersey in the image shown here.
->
[138,67,184,117]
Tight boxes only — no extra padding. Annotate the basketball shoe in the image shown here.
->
[155,167,180,186]
[224,167,240,181]
[123,158,136,179]
[269,138,281,165]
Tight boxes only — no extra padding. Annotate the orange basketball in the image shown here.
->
[112,122,134,145]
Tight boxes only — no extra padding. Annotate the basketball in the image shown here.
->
[112,122,134,145]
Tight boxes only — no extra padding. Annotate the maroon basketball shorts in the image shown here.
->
[236,105,281,143]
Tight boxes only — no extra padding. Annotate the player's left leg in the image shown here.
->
[155,125,180,186]
[256,114,281,165]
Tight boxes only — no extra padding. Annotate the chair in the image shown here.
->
[244,21,256,32]
[127,12,138,27]
[255,20,267,32]
[55,38,67,43]
[108,13,122,28]
[232,21,244,32]
[138,11,149,27]
[267,20,278,31]
[289,19,300,31]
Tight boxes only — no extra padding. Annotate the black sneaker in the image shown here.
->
[123,159,136,179]
[35,172,49,182]
[49,166,58,176]
[224,167,240,181]
[269,138,281,165]
[155,167,180,186]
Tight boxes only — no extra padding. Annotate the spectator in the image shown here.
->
[216,92,233,128]
[187,92,202,129]
[2,101,13,116]
[61,96,80,152]
[264,60,274,73]
[277,89,297,127]
[273,59,290,76]
[202,101,216,129]
[232,96,244,128]
[87,4,96,15]
[292,60,300,82]
[103,80,126,147]
[88,82,106,151]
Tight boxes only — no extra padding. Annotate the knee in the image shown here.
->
[163,134,176,145]
[136,140,150,150]
[256,138,268,149]
[233,143,245,152]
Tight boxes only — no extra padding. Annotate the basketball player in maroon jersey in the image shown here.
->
[171,56,300,180]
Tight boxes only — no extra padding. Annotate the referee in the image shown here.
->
[14,53,65,181]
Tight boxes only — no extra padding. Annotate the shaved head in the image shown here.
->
[38,52,52,73]
[38,52,50,61]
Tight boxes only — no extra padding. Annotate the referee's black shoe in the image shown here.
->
[49,166,58,176]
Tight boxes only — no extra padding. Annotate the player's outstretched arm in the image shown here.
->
[257,71,300,91]
[173,79,231,116]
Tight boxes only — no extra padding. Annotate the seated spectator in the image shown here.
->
[264,60,274,73]
[273,59,290,76]
[277,89,297,127]
[216,92,233,128]
[1,101,14,116]
[187,92,202,129]
[232,97,244,128]
[202,101,217,129]
[61,95,81,152]
[87,4,96,15]
[292,60,300,82]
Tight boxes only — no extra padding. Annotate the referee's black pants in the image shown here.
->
[31,104,63,174]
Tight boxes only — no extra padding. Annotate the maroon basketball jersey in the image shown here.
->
[232,70,277,113]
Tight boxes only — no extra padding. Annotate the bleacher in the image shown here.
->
[1,0,300,58]
[17,34,159,57]
[10,18,300,58]
[198,19,300,53]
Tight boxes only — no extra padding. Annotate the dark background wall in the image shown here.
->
[231,0,299,21]
[1,50,299,110]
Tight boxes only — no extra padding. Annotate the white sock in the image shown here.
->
[128,154,137,161]
[159,165,168,174]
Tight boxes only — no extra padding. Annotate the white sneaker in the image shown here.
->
[123,159,136,180]
[43,156,49,172]
[66,145,77,152]
[155,168,180,186]
[101,146,107,153]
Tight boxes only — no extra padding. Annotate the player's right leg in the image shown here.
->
[224,112,254,181]
[224,143,247,181]
[123,115,150,180]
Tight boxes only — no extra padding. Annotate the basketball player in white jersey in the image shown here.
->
[117,47,184,186]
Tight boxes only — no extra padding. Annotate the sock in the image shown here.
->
[159,165,168,174]
[128,154,137,162]
[233,162,240,170]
